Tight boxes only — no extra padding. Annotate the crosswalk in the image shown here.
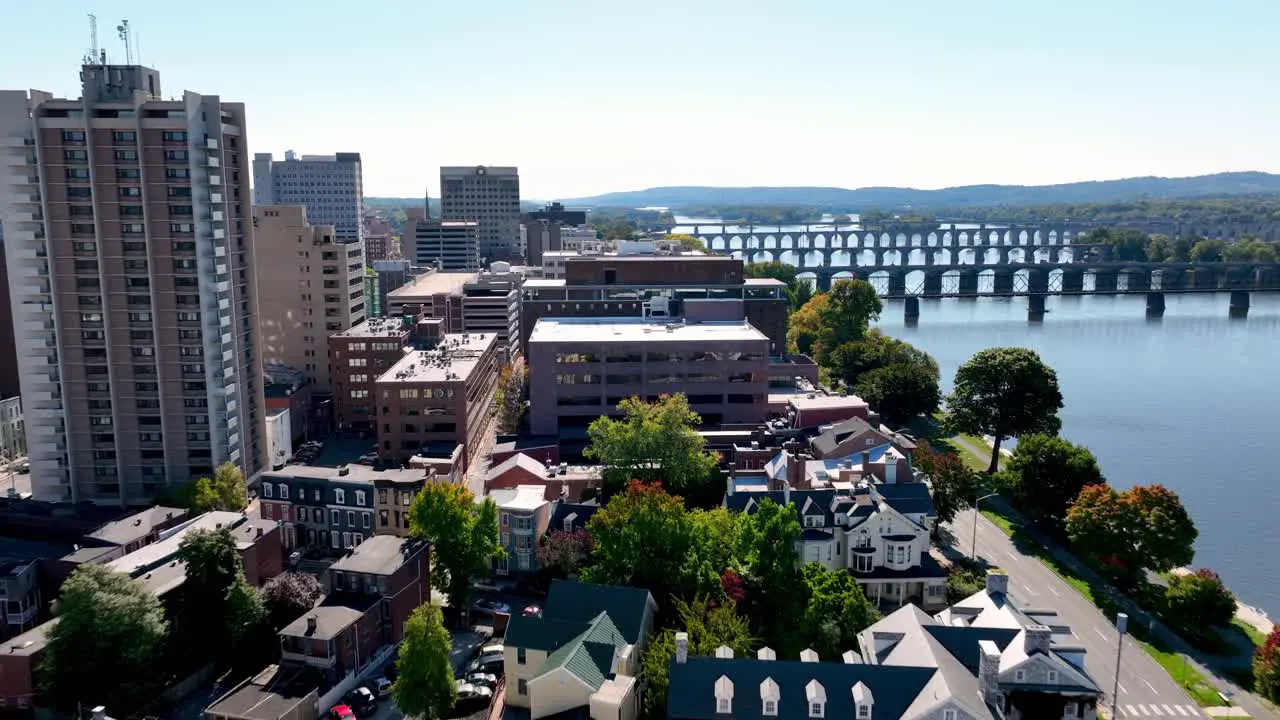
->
[1120,704,1202,717]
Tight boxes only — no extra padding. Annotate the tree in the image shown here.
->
[582,481,697,602]
[41,565,168,713]
[537,528,590,579]
[1065,483,1197,582]
[408,483,502,610]
[189,461,248,513]
[641,598,755,718]
[1126,484,1198,573]
[1165,569,1236,635]
[737,499,804,653]
[800,564,879,658]
[1190,238,1227,262]
[854,363,940,427]
[1085,228,1150,262]
[261,571,324,630]
[493,358,528,434]
[1255,629,1280,702]
[745,261,811,311]
[1224,237,1278,262]
[666,233,709,253]
[786,279,882,365]
[914,442,978,528]
[1004,434,1103,525]
[946,347,1064,473]
[393,604,457,720]
[787,292,830,357]
[585,394,720,505]
[1146,235,1191,262]
[827,330,938,390]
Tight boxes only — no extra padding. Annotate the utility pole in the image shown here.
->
[971,493,998,560]
[1112,613,1129,719]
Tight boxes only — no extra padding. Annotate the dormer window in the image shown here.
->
[858,707,869,719]
[1014,670,1026,682]
[279,484,289,500]
[805,680,826,718]
[760,677,779,716]
[943,710,957,720]
[810,703,824,718]
[804,515,823,528]
[717,698,730,714]
[714,675,733,715]
[765,701,777,716]
[263,483,273,498]
[1047,670,1058,684]
[335,488,346,504]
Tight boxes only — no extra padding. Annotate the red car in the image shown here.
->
[330,704,356,720]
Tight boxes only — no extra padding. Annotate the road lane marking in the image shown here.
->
[1144,679,1158,692]
[1162,705,1175,716]
[1005,550,1017,560]
[1047,584,1060,596]
[1137,705,1149,715]
[1126,706,1139,717]
[1020,583,1037,596]
[1094,626,1109,640]
[1171,706,1187,716]
[1118,682,1127,694]
[1150,705,1165,716]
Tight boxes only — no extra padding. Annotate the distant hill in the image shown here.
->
[557,172,1280,211]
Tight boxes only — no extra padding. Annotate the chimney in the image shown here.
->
[977,640,1001,705]
[337,465,350,477]
[91,707,107,720]
[986,569,1009,597]
[715,645,734,659]
[852,681,874,718]
[1023,624,1052,655]
[675,632,688,664]
[256,527,264,538]
[306,614,318,633]
[786,450,806,491]
[860,450,871,472]
[757,647,776,661]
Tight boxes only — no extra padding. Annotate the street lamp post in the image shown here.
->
[1112,613,1129,719]
[971,493,998,560]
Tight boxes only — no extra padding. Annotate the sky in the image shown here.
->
[2,1,1277,200]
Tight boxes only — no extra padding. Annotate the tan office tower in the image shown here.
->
[0,63,264,504]
[440,166,520,262]
[252,206,366,392]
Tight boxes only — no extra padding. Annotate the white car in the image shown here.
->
[373,677,392,697]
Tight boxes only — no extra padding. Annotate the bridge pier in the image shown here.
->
[958,272,979,296]
[816,274,832,292]
[1093,271,1118,294]
[922,272,943,297]
[1027,295,1046,323]
[992,270,1015,296]
[1230,290,1250,319]
[904,296,920,326]
[1146,292,1165,318]
[1061,270,1085,294]
[886,273,907,296]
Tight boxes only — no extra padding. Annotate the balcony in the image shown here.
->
[280,649,336,669]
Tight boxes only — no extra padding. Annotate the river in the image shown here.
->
[875,293,1280,618]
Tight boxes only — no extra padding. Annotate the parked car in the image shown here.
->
[464,672,499,690]
[467,654,504,677]
[479,643,504,656]
[329,705,355,720]
[473,580,502,593]
[344,687,377,716]
[522,604,541,617]
[357,453,378,465]
[452,684,493,716]
[372,677,393,697]
[473,599,511,616]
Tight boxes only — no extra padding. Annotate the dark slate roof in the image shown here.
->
[543,580,653,645]
[505,615,593,653]
[549,501,599,532]
[667,657,936,720]
[801,529,834,542]
[923,626,1021,675]
[854,552,948,580]
[875,482,935,517]
[808,416,876,456]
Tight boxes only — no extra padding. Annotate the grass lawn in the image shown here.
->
[1231,618,1267,648]
[1135,636,1223,707]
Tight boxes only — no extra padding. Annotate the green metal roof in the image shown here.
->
[535,611,626,689]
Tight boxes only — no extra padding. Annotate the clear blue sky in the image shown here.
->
[3,1,1276,199]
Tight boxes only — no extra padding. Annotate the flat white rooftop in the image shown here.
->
[378,333,495,383]
[790,395,869,411]
[529,317,768,344]
[388,271,476,299]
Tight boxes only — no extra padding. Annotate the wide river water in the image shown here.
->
[875,293,1280,618]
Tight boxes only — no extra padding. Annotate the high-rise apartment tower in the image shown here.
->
[439,166,520,262]
[252,151,364,243]
[0,63,264,504]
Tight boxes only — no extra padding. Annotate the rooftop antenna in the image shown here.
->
[84,13,99,66]
[117,19,132,65]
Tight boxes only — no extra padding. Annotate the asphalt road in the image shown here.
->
[950,508,1211,719]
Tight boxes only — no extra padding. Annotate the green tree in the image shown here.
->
[1126,484,1198,573]
[582,481,697,603]
[177,528,266,655]
[1146,234,1191,262]
[408,483,502,610]
[737,499,804,654]
[854,363,940,427]
[261,571,324,630]
[536,528,590,579]
[1065,483,1197,582]
[745,261,812,311]
[914,442,978,528]
[686,507,743,593]
[189,461,248,513]
[665,233,709,253]
[585,394,720,505]
[787,279,883,365]
[1254,629,1280,702]
[641,598,755,719]
[1004,434,1103,526]
[827,330,938,390]
[1085,228,1150,261]
[787,292,829,356]
[1190,238,1227,262]
[799,564,879,659]
[41,565,168,713]
[946,347,1064,473]
[392,604,457,720]
[493,358,528,434]
[1165,569,1236,637]
[1224,237,1278,262]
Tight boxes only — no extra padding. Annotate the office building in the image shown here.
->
[386,266,523,350]
[370,259,412,314]
[253,206,365,392]
[0,62,263,503]
[328,317,415,432]
[527,317,771,435]
[251,151,364,243]
[440,166,520,261]
[520,202,589,266]
[0,227,18,400]
[404,219,479,271]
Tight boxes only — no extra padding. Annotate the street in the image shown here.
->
[950,508,1214,719]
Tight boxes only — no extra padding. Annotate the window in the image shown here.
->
[765,701,777,716]
[1064,702,1078,717]
[263,483,273,498]
[362,513,371,529]
[330,509,340,525]
[857,706,869,719]
[330,532,339,549]
[114,149,138,161]
[810,704,823,718]
[355,490,366,506]
[1047,670,1059,684]
[1014,670,1025,682]
[279,484,289,500]
[111,130,136,142]
[334,488,346,504]
[517,647,527,665]
[855,553,874,573]
[346,510,355,526]
[941,711,957,720]
[803,514,822,528]
[342,532,352,548]
[718,699,730,714]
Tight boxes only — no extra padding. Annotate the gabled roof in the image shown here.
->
[549,501,599,532]
[922,626,1021,675]
[667,657,936,720]
[505,616,593,653]
[487,453,548,482]
[542,580,654,645]
[535,611,625,689]
[875,482,935,517]
[809,416,879,456]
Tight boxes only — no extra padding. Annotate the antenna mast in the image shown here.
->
[85,13,99,65]
[117,20,132,65]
